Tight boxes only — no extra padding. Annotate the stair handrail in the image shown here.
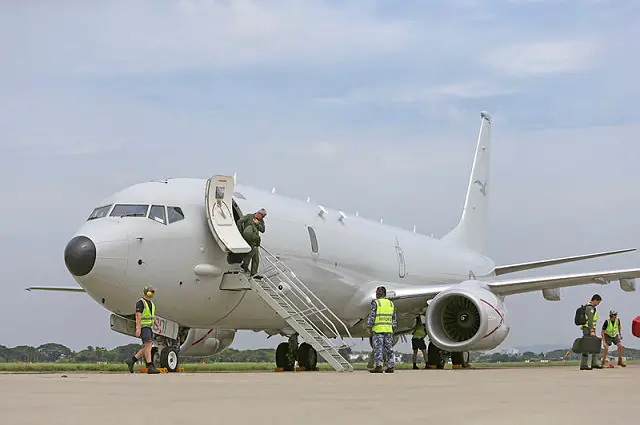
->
[258,246,355,345]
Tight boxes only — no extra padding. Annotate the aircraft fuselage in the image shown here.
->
[66,177,495,338]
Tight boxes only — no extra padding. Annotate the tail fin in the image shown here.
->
[442,111,492,255]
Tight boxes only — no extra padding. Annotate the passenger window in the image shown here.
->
[110,204,149,217]
[149,205,166,224]
[307,226,318,254]
[87,204,112,220]
[167,206,185,224]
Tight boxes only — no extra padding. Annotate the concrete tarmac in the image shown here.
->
[1,366,637,425]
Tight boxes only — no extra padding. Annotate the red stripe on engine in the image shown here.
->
[480,299,504,339]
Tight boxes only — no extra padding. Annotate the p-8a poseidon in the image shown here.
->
[28,111,640,372]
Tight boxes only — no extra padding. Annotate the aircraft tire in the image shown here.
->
[451,351,464,367]
[151,347,160,368]
[297,343,318,371]
[276,342,294,370]
[160,347,180,372]
[427,342,445,369]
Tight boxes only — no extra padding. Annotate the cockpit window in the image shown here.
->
[149,205,166,224]
[167,206,184,224]
[110,204,149,218]
[87,205,112,221]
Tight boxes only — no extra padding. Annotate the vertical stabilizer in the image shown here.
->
[442,111,492,255]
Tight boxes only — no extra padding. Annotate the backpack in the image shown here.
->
[574,304,588,326]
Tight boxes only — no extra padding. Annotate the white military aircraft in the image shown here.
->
[28,111,639,372]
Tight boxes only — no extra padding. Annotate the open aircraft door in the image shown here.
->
[205,175,252,254]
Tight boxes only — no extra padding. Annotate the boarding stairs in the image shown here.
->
[250,247,354,372]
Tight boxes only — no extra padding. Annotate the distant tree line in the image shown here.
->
[1,343,637,364]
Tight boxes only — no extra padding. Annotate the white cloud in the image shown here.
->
[0,0,422,77]
[484,40,598,77]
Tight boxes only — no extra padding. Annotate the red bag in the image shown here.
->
[632,316,640,338]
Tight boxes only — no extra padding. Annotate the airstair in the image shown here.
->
[204,174,353,371]
[251,247,354,372]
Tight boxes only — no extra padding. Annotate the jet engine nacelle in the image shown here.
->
[426,281,510,352]
[179,328,236,357]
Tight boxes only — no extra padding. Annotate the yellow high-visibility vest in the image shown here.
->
[413,324,426,339]
[139,298,155,328]
[604,318,619,338]
[372,298,395,334]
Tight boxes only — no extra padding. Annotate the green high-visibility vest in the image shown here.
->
[139,298,155,328]
[604,318,619,338]
[372,298,395,334]
[413,323,426,339]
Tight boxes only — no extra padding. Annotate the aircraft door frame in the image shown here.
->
[205,175,251,254]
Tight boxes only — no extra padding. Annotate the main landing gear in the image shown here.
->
[275,333,318,371]
[151,335,181,372]
[425,341,471,370]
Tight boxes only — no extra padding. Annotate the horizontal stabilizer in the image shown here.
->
[25,286,85,293]
[493,248,636,276]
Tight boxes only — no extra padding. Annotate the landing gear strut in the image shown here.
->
[275,333,318,371]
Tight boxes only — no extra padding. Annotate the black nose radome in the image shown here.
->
[64,236,96,277]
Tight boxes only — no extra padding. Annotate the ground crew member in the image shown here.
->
[411,315,428,369]
[580,293,603,370]
[601,310,626,368]
[125,286,161,374]
[366,286,396,373]
[237,208,267,277]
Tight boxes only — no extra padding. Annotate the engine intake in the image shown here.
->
[426,281,509,352]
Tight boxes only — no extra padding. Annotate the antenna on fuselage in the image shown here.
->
[306,197,310,203]
[338,211,347,223]
[413,225,416,234]
[272,187,276,194]
[233,172,237,183]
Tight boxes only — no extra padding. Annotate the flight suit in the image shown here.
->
[237,214,265,275]
[580,302,600,370]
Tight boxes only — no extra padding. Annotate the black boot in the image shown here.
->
[125,356,137,373]
[146,362,160,374]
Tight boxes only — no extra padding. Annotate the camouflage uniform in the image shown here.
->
[367,299,397,370]
[237,213,265,275]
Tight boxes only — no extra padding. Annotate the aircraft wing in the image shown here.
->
[382,268,640,302]
[25,286,85,292]
[492,248,636,276]
[487,268,640,296]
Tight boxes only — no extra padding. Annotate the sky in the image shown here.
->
[1,0,639,354]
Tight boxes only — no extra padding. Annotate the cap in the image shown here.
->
[609,309,618,316]
[258,208,267,216]
[143,286,156,295]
